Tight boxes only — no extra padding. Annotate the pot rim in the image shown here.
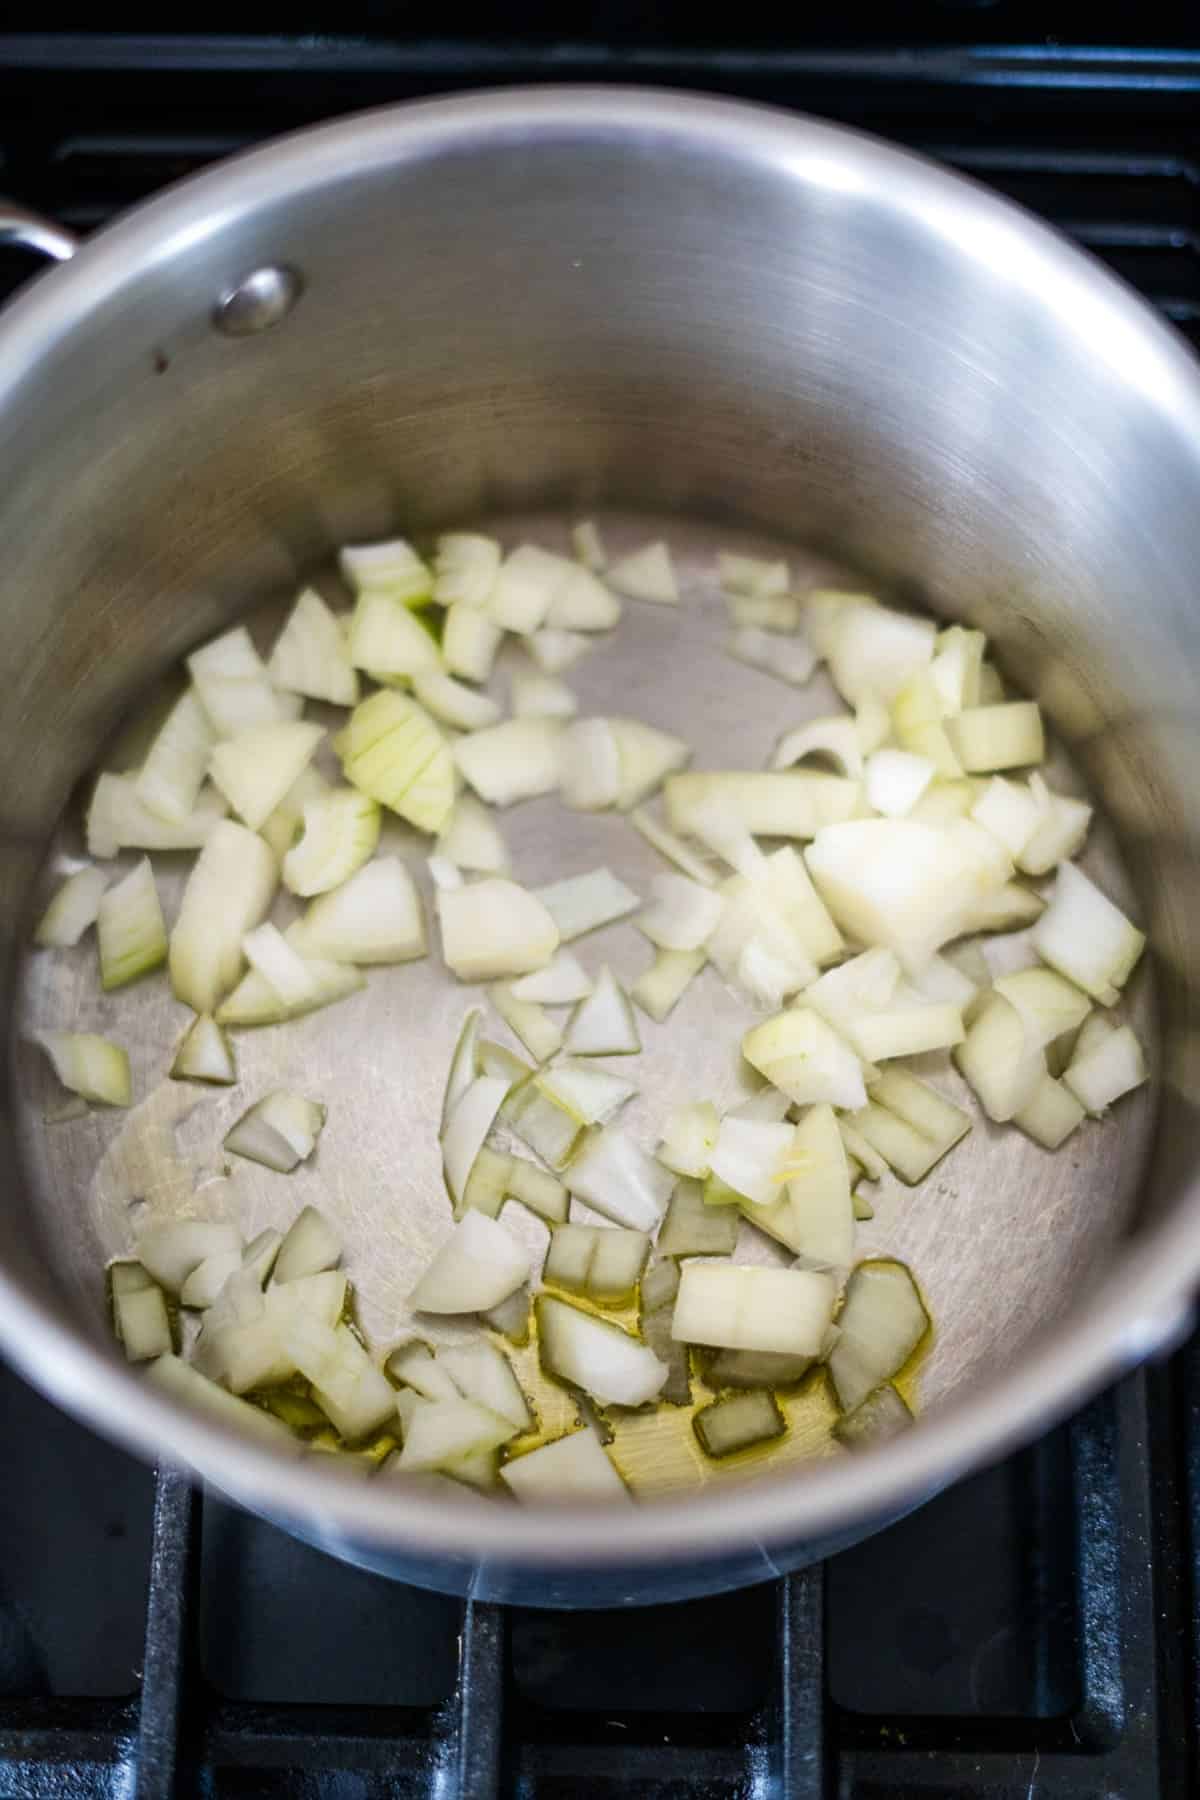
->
[2,85,1198,1570]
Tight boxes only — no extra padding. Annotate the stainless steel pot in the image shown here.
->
[1,89,1199,1607]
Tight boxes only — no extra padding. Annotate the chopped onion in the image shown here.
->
[534,867,640,941]
[860,1068,971,1182]
[605,716,691,810]
[193,673,304,737]
[544,565,622,631]
[929,625,986,714]
[530,628,592,674]
[953,994,1043,1122]
[505,1156,568,1224]
[667,770,860,841]
[439,1340,532,1431]
[1017,774,1093,876]
[241,921,318,1008]
[339,536,432,602]
[135,688,216,823]
[771,714,865,778]
[87,772,228,860]
[834,1382,914,1448]
[864,748,936,818]
[97,857,167,990]
[510,950,592,1005]
[283,1316,398,1442]
[565,1126,674,1230]
[1064,1022,1147,1114]
[502,1427,630,1502]
[727,625,818,687]
[489,983,563,1062]
[1032,861,1145,1005]
[606,540,678,605]
[637,872,724,953]
[339,690,455,833]
[511,669,578,720]
[242,1228,282,1285]
[438,795,509,875]
[728,592,803,631]
[260,765,331,862]
[730,1086,794,1123]
[629,806,717,886]
[537,1294,668,1405]
[562,965,641,1056]
[441,1075,512,1206]
[413,671,502,732]
[742,1009,868,1112]
[208,720,323,832]
[146,1353,297,1450]
[694,1389,785,1458]
[137,1220,241,1292]
[115,1283,173,1362]
[489,544,569,633]
[460,1145,513,1219]
[572,519,608,572]
[225,1091,326,1172]
[506,1079,583,1168]
[442,603,504,682]
[170,1013,236,1085]
[704,1347,813,1389]
[179,1249,244,1310]
[804,946,901,1040]
[350,590,442,680]
[781,1103,854,1270]
[453,718,564,807]
[657,1175,739,1256]
[268,587,359,706]
[545,1222,650,1303]
[970,775,1041,858]
[432,532,501,609]
[672,1263,836,1357]
[962,880,1045,934]
[717,551,789,597]
[39,1029,131,1107]
[828,1260,928,1414]
[946,701,1044,773]
[293,855,425,964]
[709,1117,794,1208]
[657,1100,719,1179]
[993,967,1092,1050]
[823,598,937,706]
[409,1211,530,1314]
[912,950,980,1009]
[908,779,976,827]
[559,718,622,811]
[631,946,705,1021]
[641,1254,680,1314]
[850,1002,964,1063]
[387,1340,462,1401]
[438,878,559,982]
[1013,1072,1086,1148]
[480,1036,533,1090]
[281,789,380,897]
[216,941,365,1025]
[35,865,109,948]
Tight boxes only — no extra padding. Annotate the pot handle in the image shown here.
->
[0,202,78,263]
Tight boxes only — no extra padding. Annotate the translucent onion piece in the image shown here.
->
[242,921,318,1007]
[439,1340,532,1431]
[606,540,678,605]
[1017,774,1093,877]
[667,770,860,841]
[260,765,331,863]
[135,688,215,823]
[834,1382,914,1448]
[864,748,936,818]
[993,967,1092,1051]
[39,1029,130,1107]
[572,519,608,572]
[273,1206,342,1283]
[489,544,570,634]
[945,702,1044,773]
[216,940,365,1026]
[179,1250,244,1310]
[510,950,592,1005]
[694,1390,785,1458]
[442,604,504,682]
[717,551,789,597]
[970,775,1042,858]
[413,670,502,732]
[559,718,622,811]
[282,788,380,897]
[268,587,359,705]
[861,1067,972,1182]
[1063,1022,1148,1114]
[1012,1072,1086,1148]
[850,1002,964,1063]
[530,628,592,674]
[35,865,109,948]
[209,720,324,831]
[672,1263,836,1357]
[501,1429,629,1502]
[387,1340,461,1401]
[728,625,818,687]
[339,535,432,602]
[953,994,1044,1123]
[137,1220,241,1292]
[505,1157,568,1224]
[607,716,691,810]
[96,857,167,990]
[742,1009,868,1112]
[437,795,509,875]
[545,564,622,631]
[544,1223,650,1304]
[489,983,563,1062]
[170,1013,236,1085]
[929,625,986,714]
[432,532,501,609]
[146,1354,297,1450]
[962,880,1045,935]
[441,1075,512,1206]
[771,714,865,778]
[727,591,803,631]
[169,820,279,1013]
[438,878,559,982]
[565,1126,674,1230]
[116,1284,173,1362]
[709,1117,795,1208]
[534,867,640,941]
[511,669,578,720]
[409,1211,530,1314]
[225,1092,326,1172]
[284,1318,398,1442]
[704,1347,813,1389]
[631,946,705,1021]
[657,1100,719,1179]
[657,1175,739,1257]
[453,718,564,807]
[537,1060,638,1134]
[294,855,426,964]
[562,965,641,1056]
[782,1103,855,1270]
[629,807,717,886]
[1032,861,1146,1005]
[459,1145,513,1219]
[339,690,455,833]
[637,872,724,952]
[193,673,303,737]
[537,1295,668,1405]
[828,1260,929,1415]
[505,1080,582,1169]
[87,773,228,860]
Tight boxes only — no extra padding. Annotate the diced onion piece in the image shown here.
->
[838,1120,887,1182]
[505,1157,568,1223]
[170,1013,236,1085]
[179,1250,244,1310]
[511,669,578,720]
[87,773,228,860]
[433,532,501,609]
[110,1262,152,1300]
[824,598,937,705]
[225,1092,326,1172]
[657,1175,739,1256]
[453,718,563,807]
[760,846,843,966]
[339,535,432,602]
[511,950,592,1005]
[970,775,1041,857]
[864,1068,971,1173]
[1032,861,1145,1005]
[864,748,935,818]
[912,950,980,1009]
[260,765,331,862]
[39,1029,131,1107]
[993,967,1092,1051]
[565,1126,674,1230]
[637,872,723,952]
[387,1340,462,1401]
[946,702,1044,773]
[929,625,986,713]
[137,1220,241,1293]
[269,587,359,705]
[1013,1073,1086,1148]
[1017,774,1093,876]
[438,795,509,875]
[135,688,215,823]
[442,603,504,682]
[209,721,323,832]
[441,1075,512,1206]
[409,1211,530,1314]
[851,1002,964,1063]
[562,965,641,1056]
[216,941,365,1025]
[340,690,455,833]
[192,672,303,737]
[907,780,974,827]
[629,807,717,886]
[431,851,464,888]
[413,671,502,732]
[631,947,705,1021]
[709,1117,794,1208]
[185,625,263,682]
[439,1340,532,1431]
[1064,1023,1147,1114]
[116,1283,173,1361]
[727,626,818,687]
[667,770,860,841]
[704,1347,812,1389]
[731,1086,794,1123]
[241,921,317,1007]
[35,865,109,948]
[283,1316,399,1442]
[96,857,167,990]
[606,539,678,605]
[672,1264,836,1357]
[506,1080,582,1168]
[717,551,789,597]
[489,983,563,1062]
[572,520,607,572]
[782,1104,854,1269]
[242,1229,282,1286]
[480,1036,533,1089]
[505,1426,631,1501]
[146,1353,297,1449]
[559,718,622,811]
[438,878,559,982]
[963,880,1044,934]
[771,715,865,778]
[489,545,568,633]
[829,1260,928,1414]
[537,1295,667,1405]
[459,1145,513,1219]
[534,867,640,941]
[694,1389,785,1458]
[293,855,425,964]
[545,1223,649,1303]
[657,1100,719,1179]
[742,1009,868,1112]
[641,1255,680,1314]
[834,1382,914,1447]
[953,993,1044,1122]
[804,947,902,1041]
[605,716,691,810]
[545,563,622,631]
[530,628,591,673]
[281,789,380,897]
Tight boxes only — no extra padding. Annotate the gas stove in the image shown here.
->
[0,21,1197,1797]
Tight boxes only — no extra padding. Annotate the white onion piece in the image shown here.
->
[828,1260,929,1414]
[501,1429,628,1502]
[946,701,1044,772]
[672,1263,836,1357]
[565,1126,674,1230]
[489,983,563,1062]
[631,946,705,1021]
[193,673,303,737]
[993,967,1092,1050]
[293,856,426,965]
[97,857,167,990]
[962,881,1044,935]
[657,1100,719,1178]
[530,627,592,673]
[511,669,578,720]
[762,847,843,966]
[225,1092,326,1172]
[489,544,570,633]
[953,994,1044,1122]
[137,1221,241,1293]
[215,941,365,1026]
[709,1117,794,1208]
[804,947,901,1039]
[1017,774,1093,876]
[704,874,816,1006]
[135,688,216,823]
[860,1068,972,1181]
[658,1176,738,1258]
[667,770,860,841]
[146,1354,297,1450]
[242,1229,282,1286]
[717,551,789,597]
[1064,1022,1147,1114]
[187,624,266,682]
[730,1086,794,1123]
[268,587,359,706]
[170,1013,236,1085]
[912,950,980,1009]
[537,1296,668,1405]
[180,1250,244,1310]
[35,865,109,948]
[637,872,724,952]
[864,748,936,818]
[339,690,456,834]
[510,950,593,1005]
[260,765,331,862]
[479,1035,532,1090]
[437,878,559,982]
[1032,861,1145,1005]
[929,625,986,714]
[742,1009,868,1112]
[559,718,622,811]
[544,565,622,631]
[771,714,864,778]
[438,1341,532,1431]
[727,626,818,687]
[209,721,323,831]
[241,922,317,1007]
[505,1157,568,1223]
[270,1208,342,1285]
[727,591,803,631]
[781,1103,855,1270]
[441,1075,512,1206]
[437,795,509,875]
[970,775,1041,857]
[442,603,504,682]
[608,716,692,810]
[506,1081,582,1168]
[350,589,441,679]
[851,1003,964,1062]
[460,1145,513,1219]
[339,535,432,600]
[562,965,641,1056]
[413,670,502,732]
[1013,1073,1086,1148]
[39,1029,131,1107]
[87,773,228,860]
[453,718,564,807]
[572,519,607,572]
[432,532,501,609]
[629,806,718,886]
[606,540,678,605]
[386,1341,461,1402]
[534,867,640,941]
[427,852,462,891]
[824,598,936,705]
[284,1316,398,1442]
[695,1390,786,1458]
[409,1212,530,1314]
[116,1284,173,1362]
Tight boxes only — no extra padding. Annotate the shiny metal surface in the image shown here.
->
[0,201,78,263]
[213,264,304,336]
[0,89,1198,1603]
